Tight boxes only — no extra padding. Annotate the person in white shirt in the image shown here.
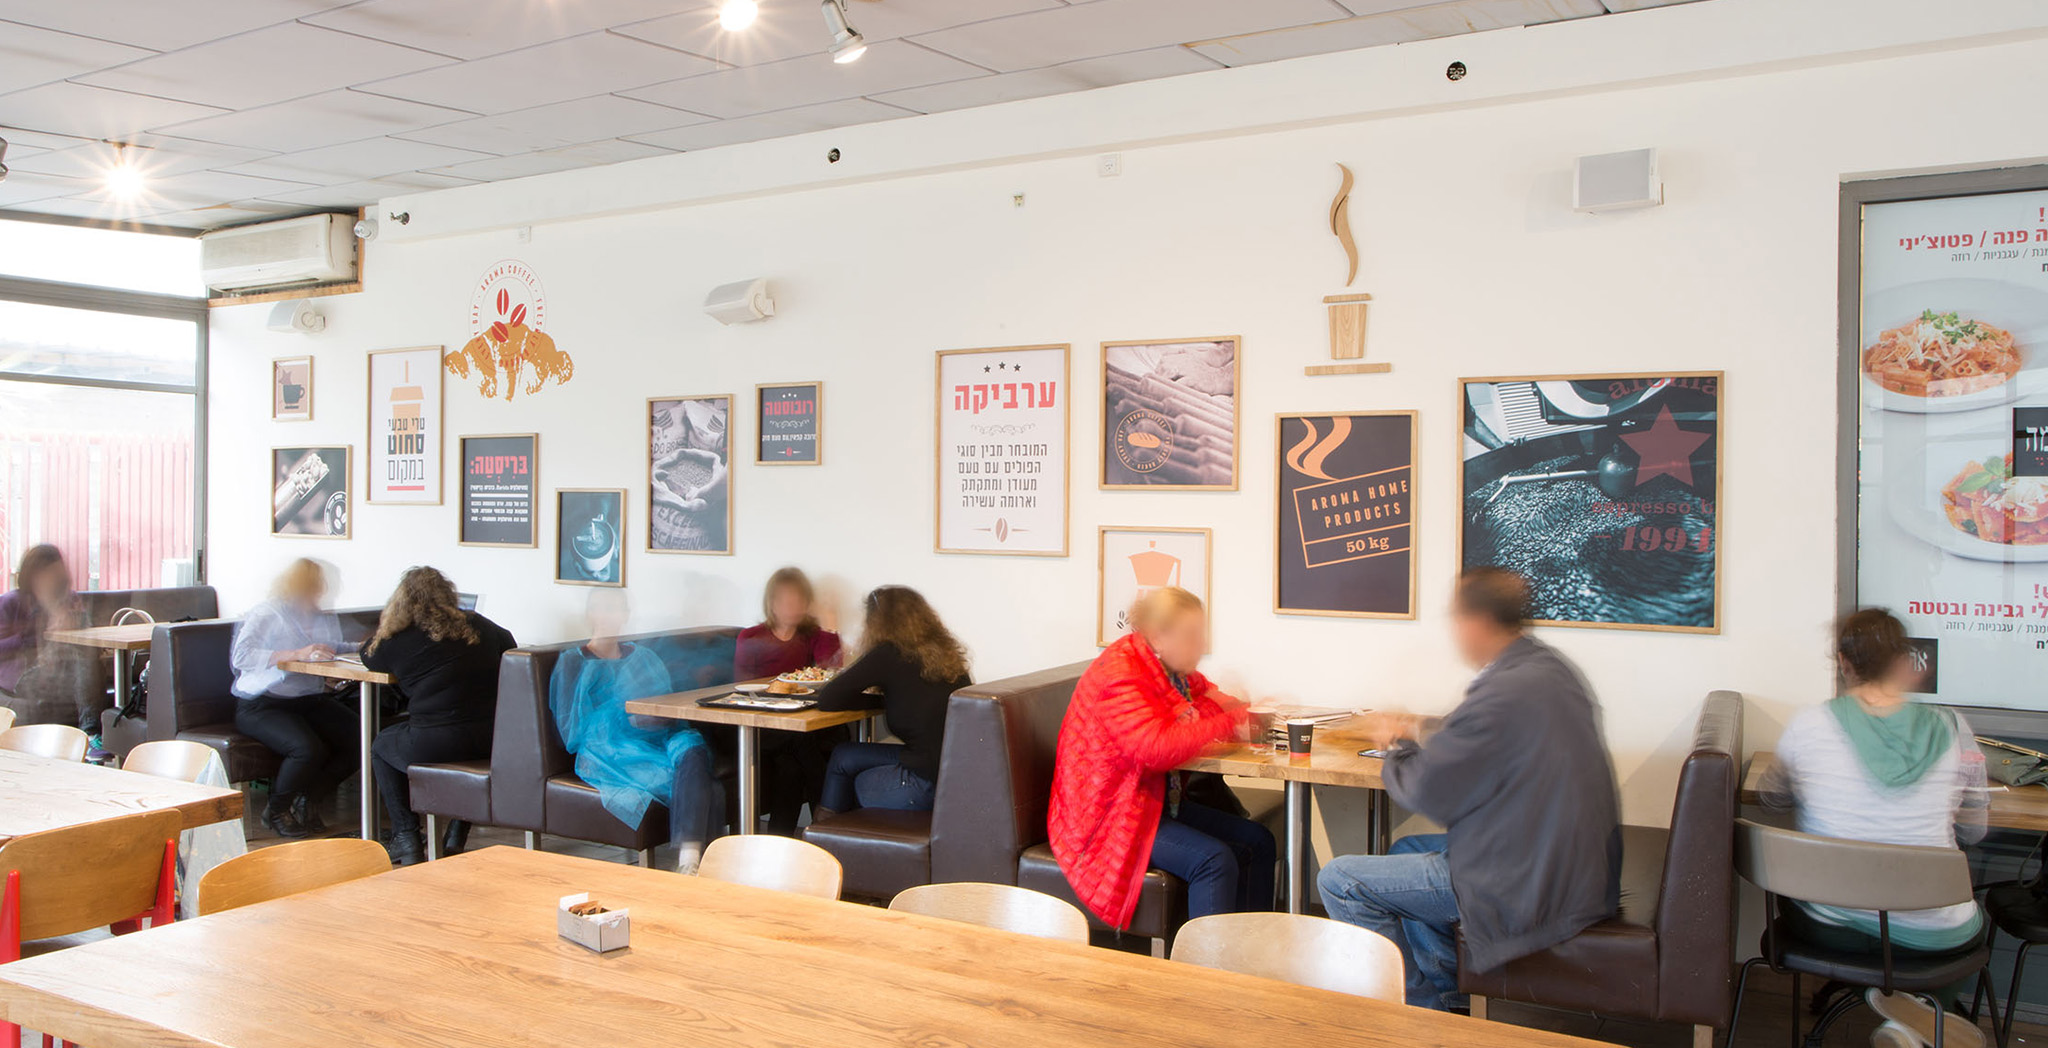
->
[229,558,359,839]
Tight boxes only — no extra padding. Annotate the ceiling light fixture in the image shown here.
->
[719,0,759,30]
[821,0,866,63]
[104,145,145,200]
[0,138,9,182]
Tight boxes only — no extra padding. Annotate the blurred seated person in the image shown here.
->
[230,558,361,839]
[736,567,844,834]
[811,586,970,816]
[1049,587,1273,928]
[549,590,725,874]
[1318,568,1620,1011]
[0,544,92,731]
[361,567,517,865]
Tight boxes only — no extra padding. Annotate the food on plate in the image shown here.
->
[1863,310,2022,398]
[777,666,833,683]
[1942,454,2048,545]
[765,679,812,696]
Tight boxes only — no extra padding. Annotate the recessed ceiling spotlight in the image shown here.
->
[719,0,758,31]
[821,0,866,63]
[104,145,145,199]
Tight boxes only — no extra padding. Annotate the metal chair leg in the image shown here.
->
[1790,971,1802,1048]
[424,814,441,861]
[2002,941,2031,1048]
[1806,984,1864,1047]
[1921,993,1944,1048]
[523,831,538,850]
[1727,958,1763,1048]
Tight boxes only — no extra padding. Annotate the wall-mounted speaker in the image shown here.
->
[1574,148,1662,214]
[704,277,776,325]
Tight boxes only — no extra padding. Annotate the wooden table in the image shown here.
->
[0,846,1615,1048]
[1744,751,2048,832]
[0,749,241,845]
[277,656,393,841]
[628,679,879,835]
[1181,715,1388,915]
[44,622,176,728]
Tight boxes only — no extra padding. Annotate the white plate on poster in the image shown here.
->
[1859,280,2048,415]
[1886,455,2048,563]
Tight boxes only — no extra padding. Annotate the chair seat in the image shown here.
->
[1765,918,1990,991]
[1984,884,2048,944]
[408,760,492,825]
[544,774,668,850]
[1016,842,1184,941]
[803,809,932,900]
[177,724,282,784]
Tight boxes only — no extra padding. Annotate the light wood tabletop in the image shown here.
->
[0,750,242,844]
[276,656,392,685]
[43,623,165,652]
[627,678,877,732]
[0,846,1614,1048]
[1179,716,1386,790]
[1744,751,2048,832]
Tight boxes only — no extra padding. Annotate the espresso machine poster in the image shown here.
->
[459,434,537,547]
[1275,411,1416,618]
[366,346,444,505]
[936,345,1071,556]
[1855,185,2048,710]
[1458,374,1722,633]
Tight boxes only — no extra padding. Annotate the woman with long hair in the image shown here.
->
[1049,587,1273,928]
[735,567,846,833]
[811,586,971,816]
[230,558,359,838]
[360,567,517,865]
[0,544,89,730]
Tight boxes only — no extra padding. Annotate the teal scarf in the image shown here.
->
[1826,695,1952,789]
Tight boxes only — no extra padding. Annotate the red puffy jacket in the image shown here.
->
[1047,634,1246,928]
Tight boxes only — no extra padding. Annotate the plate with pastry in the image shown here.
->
[776,667,834,685]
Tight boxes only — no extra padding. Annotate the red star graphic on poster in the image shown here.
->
[1620,406,1710,488]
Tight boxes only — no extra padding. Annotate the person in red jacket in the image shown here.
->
[1049,587,1274,927]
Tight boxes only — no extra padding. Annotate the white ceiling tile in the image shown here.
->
[622,40,985,120]
[224,137,497,184]
[1598,0,1705,9]
[910,0,1347,73]
[394,95,710,154]
[6,137,272,181]
[0,170,92,207]
[0,21,155,95]
[66,169,318,211]
[0,0,349,51]
[306,0,712,60]
[420,137,675,180]
[0,126,93,154]
[150,203,302,229]
[152,90,479,153]
[623,97,912,152]
[353,32,726,116]
[256,175,474,208]
[0,82,227,140]
[10,194,180,222]
[875,45,1217,114]
[1193,0,1601,65]
[75,23,453,110]
[613,0,1060,68]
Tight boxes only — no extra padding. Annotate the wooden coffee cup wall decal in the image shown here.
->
[1310,164,1391,377]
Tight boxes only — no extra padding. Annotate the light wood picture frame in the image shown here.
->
[556,487,626,587]
[457,433,539,548]
[1273,411,1418,619]
[1100,336,1241,491]
[647,394,734,555]
[1097,526,1213,649]
[756,381,823,465]
[270,445,351,540]
[365,345,445,505]
[935,344,1072,557]
[272,356,313,421]
[1456,372,1723,634]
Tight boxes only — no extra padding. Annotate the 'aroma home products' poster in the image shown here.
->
[1275,412,1416,618]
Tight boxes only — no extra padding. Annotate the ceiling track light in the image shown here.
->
[104,143,145,200]
[719,0,759,30]
[821,0,867,63]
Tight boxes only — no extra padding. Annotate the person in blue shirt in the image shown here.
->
[229,558,359,839]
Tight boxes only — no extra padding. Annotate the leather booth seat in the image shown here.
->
[79,585,219,627]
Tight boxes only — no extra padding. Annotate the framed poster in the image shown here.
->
[556,488,625,587]
[272,356,312,421]
[757,382,822,465]
[936,344,1070,556]
[1098,526,1212,647]
[1275,412,1416,618]
[366,346,444,505]
[271,446,351,539]
[1102,337,1240,490]
[1458,373,1722,633]
[1843,167,2048,715]
[458,433,538,547]
[648,394,733,555]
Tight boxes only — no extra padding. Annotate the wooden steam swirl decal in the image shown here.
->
[1330,163,1358,287]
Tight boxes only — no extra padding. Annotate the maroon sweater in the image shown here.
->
[733,623,843,680]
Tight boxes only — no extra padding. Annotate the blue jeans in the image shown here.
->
[669,744,726,845]
[1150,800,1277,918]
[821,742,936,812]
[1317,833,1463,1010]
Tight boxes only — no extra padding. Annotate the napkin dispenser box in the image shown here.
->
[557,893,630,953]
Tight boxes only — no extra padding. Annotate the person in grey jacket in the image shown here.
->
[1319,567,1620,1011]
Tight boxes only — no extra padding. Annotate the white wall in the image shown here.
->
[208,3,2048,825]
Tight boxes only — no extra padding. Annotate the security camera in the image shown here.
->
[352,217,378,240]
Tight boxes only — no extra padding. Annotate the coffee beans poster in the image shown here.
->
[459,434,538,547]
[648,394,733,555]
[1275,412,1416,618]
[1101,337,1240,490]
[366,346,444,505]
[936,345,1071,556]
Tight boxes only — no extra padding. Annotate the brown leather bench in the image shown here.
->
[1461,690,1743,1045]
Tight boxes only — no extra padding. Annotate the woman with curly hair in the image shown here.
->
[361,567,516,864]
[810,586,971,816]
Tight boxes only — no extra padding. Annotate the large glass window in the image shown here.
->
[0,219,204,296]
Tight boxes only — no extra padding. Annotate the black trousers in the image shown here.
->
[235,692,359,801]
[370,719,492,837]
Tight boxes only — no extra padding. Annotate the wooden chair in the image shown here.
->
[1171,912,1406,1003]
[0,725,89,762]
[197,838,391,916]
[889,882,1090,944]
[0,808,181,1047]
[698,835,843,900]
[121,739,217,783]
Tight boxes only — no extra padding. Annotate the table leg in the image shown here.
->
[855,717,872,744]
[359,681,378,841]
[736,725,759,836]
[110,648,131,731]
[1375,790,1393,855]
[1285,780,1309,915]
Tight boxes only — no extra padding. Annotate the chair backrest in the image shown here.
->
[197,838,391,916]
[122,739,217,783]
[0,706,14,733]
[1172,913,1405,1002]
[699,835,843,900]
[78,586,219,628]
[0,724,89,762]
[1735,817,1974,913]
[145,621,239,742]
[889,882,1090,944]
[1651,690,1743,1019]
[928,662,1092,884]
[0,808,181,939]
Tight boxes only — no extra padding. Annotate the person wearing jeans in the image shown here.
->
[810,587,971,817]
[1318,834,1461,1008]
[1148,798,1276,917]
[819,741,935,812]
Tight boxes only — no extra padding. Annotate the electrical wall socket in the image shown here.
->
[1097,153,1122,178]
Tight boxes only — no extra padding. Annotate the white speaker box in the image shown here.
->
[704,278,776,325]
[1574,148,1662,213]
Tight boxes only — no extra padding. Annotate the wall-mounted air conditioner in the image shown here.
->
[200,213,357,293]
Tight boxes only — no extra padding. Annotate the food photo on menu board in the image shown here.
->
[1458,374,1721,633]
[935,345,1071,556]
[1275,411,1416,618]
[1101,337,1240,490]
[1855,183,2048,710]
[648,395,732,555]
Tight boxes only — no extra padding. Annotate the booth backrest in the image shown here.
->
[79,586,219,627]
[929,662,1092,885]
[1652,689,1744,1023]
[489,626,740,831]
[145,608,384,740]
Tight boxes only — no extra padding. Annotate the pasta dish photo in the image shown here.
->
[1942,454,2048,545]
[1863,309,2023,398]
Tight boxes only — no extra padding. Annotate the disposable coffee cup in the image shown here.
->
[1285,718,1316,758]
